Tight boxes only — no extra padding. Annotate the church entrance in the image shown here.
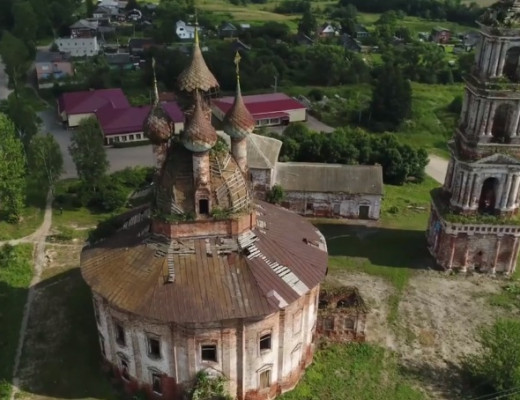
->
[358,205,370,219]
[478,177,499,214]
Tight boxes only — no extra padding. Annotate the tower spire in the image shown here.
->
[152,57,159,105]
[194,10,199,47]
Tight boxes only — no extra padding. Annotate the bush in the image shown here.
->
[308,88,324,101]
[465,319,520,399]
[88,215,124,243]
[267,184,284,204]
[447,95,463,114]
[87,183,128,212]
[111,167,153,188]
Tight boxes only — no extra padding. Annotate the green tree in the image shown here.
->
[0,31,31,90]
[28,133,63,192]
[298,4,316,36]
[0,113,26,222]
[12,1,38,45]
[69,117,109,192]
[86,0,95,17]
[467,319,520,399]
[4,91,41,147]
[369,61,412,130]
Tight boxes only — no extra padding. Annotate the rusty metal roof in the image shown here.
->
[81,201,328,324]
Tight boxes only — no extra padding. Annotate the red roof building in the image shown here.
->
[212,92,306,127]
[58,88,184,145]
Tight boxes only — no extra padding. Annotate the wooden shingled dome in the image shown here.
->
[181,92,217,152]
[223,80,255,140]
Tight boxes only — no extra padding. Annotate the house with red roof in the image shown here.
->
[211,92,306,127]
[58,88,184,145]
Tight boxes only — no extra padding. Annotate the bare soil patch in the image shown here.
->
[329,270,509,399]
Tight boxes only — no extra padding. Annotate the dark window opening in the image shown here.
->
[115,323,126,346]
[121,359,130,381]
[201,344,217,362]
[199,199,209,214]
[259,334,271,351]
[318,299,329,309]
[148,338,161,358]
[99,336,106,357]
[479,177,499,214]
[93,300,100,324]
[503,47,520,82]
[491,104,512,144]
[259,370,271,389]
[306,202,313,211]
[358,205,370,219]
[152,373,162,394]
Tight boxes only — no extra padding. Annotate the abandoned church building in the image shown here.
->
[220,133,384,220]
[427,0,520,274]
[80,31,329,400]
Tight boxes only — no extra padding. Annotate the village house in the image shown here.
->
[70,19,98,38]
[128,38,157,55]
[35,51,73,89]
[431,27,451,44]
[354,24,370,39]
[55,37,100,57]
[212,93,307,127]
[318,23,338,38]
[175,20,199,40]
[57,88,184,144]
[219,22,238,38]
[275,163,383,219]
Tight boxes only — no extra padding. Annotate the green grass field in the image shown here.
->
[0,244,34,400]
[279,343,424,400]
[0,179,47,241]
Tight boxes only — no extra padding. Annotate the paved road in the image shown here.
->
[425,154,448,184]
[39,109,155,178]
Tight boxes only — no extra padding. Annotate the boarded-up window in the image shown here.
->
[344,318,355,330]
[259,370,271,389]
[324,317,334,330]
[152,372,162,394]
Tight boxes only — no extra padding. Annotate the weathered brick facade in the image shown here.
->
[426,4,520,274]
[93,286,320,400]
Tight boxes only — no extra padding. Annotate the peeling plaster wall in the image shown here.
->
[92,285,320,400]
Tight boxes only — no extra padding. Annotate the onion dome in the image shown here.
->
[177,23,219,93]
[223,52,255,140]
[143,59,172,144]
[182,91,217,152]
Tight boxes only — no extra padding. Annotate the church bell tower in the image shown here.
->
[427,0,520,274]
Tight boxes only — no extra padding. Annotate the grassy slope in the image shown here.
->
[0,244,34,400]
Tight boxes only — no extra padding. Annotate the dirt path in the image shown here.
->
[425,154,448,185]
[9,190,53,400]
[330,270,509,399]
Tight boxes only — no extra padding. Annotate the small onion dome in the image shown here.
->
[143,104,172,145]
[182,92,217,152]
[177,30,219,93]
[223,81,255,140]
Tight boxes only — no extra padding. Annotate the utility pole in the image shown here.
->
[272,75,278,93]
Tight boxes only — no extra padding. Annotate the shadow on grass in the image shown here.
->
[0,281,28,399]
[16,268,118,400]
[317,223,437,271]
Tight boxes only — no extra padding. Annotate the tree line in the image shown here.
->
[339,0,482,26]
[266,123,428,185]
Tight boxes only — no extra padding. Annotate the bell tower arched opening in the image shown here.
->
[491,104,512,143]
[503,47,520,82]
[478,177,499,214]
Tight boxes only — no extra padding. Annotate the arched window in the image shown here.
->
[503,47,520,82]
[491,104,512,144]
[479,177,499,214]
